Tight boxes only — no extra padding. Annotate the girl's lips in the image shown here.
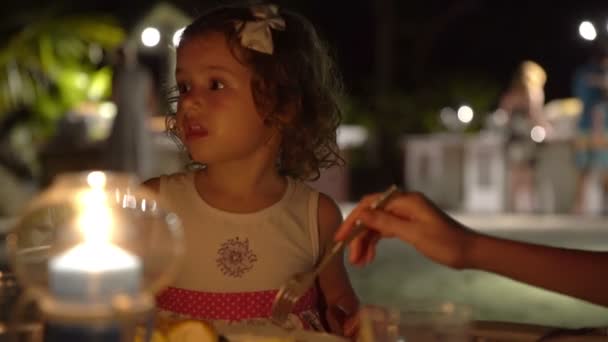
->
[185,125,209,141]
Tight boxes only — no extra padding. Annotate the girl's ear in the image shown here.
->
[253,75,299,126]
[283,96,300,123]
[258,91,298,127]
[267,98,298,126]
[253,78,276,121]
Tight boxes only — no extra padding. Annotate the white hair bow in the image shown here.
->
[235,4,286,55]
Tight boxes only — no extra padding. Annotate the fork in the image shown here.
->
[270,184,400,326]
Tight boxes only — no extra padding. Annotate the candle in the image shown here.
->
[46,243,141,342]
[49,242,141,303]
[48,171,142,303]
[44,171,143,341]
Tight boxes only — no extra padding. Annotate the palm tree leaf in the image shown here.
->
[0,15,125,130]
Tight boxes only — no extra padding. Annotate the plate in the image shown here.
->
[219,325,347,342]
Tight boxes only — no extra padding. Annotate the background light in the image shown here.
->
[457,105,474,123]
[440,107,455,123]
[530,125,546,143]
[141,27,161,47]
[579,21,597,41]
[173,27,185,47]
[492,109,509,126]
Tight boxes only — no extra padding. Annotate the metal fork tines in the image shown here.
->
[270,185,399,326]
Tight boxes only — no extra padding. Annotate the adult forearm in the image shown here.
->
[467,233,608,307]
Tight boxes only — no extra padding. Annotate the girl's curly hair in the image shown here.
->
[167,2,344,181]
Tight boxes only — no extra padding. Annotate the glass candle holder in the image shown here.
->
[6,171,184,340]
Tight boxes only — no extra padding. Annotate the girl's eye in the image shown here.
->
[177,83,190,94]
[210,79,225,90]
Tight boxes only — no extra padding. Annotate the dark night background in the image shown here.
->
[1,0,607,193]
[2,0,608,100]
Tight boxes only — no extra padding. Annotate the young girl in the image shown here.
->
[144,3,359,336]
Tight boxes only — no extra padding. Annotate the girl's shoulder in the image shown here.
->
[314,190,342,257]
[316,192,342,231]
[288,179,339,213]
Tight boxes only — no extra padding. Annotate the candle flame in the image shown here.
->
[77,172,113,244]
[87,171,107,189]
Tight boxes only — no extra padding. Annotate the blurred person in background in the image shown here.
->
[572,41,608,215]
[498,60,549,212]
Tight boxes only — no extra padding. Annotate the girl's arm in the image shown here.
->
[317,193,359,336]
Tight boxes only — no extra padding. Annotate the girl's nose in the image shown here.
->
[178,95,202,117]
[179,96,195,111]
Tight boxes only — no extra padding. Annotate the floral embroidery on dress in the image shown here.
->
[216,237,258,277]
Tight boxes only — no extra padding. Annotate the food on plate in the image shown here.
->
[133,326,168,342]
[166,320,219,342]
[134,318,223,342]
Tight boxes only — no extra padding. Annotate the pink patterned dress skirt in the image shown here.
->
[156,286,324,331]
